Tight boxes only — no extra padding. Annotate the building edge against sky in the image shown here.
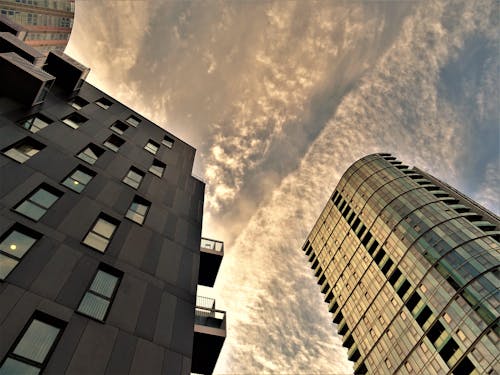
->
[303,153,499,374]
[0,24,225,375]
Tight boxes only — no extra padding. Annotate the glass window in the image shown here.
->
[77,264,122,321]
[162,135,174,149]
[14,184,62,221]
[82,214,119,252]
[109,121,128,135]
[149,159,165,178]
[61,165,96,193]
[2,137,45,164]
[122,167,144,189]
[69,96,88,110]
[18,114,52,133]
[103,134,125,152]
[144,140,159,155]
[125,115,140,127]
[95,97,113,109]
[0,311,66,374]
[0,224,40,280]
[125,196,150,225]
[61,112,87,129]
[76,144,104,165]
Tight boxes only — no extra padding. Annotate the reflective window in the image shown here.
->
[61,166,96,193]
[77,264,122,321]
[14,184,62,221]
[110,121,129,135]
[122,167,144,189]
[76,143,104,165]
[125,115,140,127]
[144,140,159,155]
[162,135,174,149]
[149,159,166,178]
[95,97,113,109]
[62,112,87,129]
[0,224,40,280]
[82,214,119,252]
[19,114,52,133]
[2,137,45,164]
[125,196,150,225]
[69,96,88,110]
[103,134,125,152]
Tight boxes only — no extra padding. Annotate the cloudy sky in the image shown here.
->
[66,1,499,373]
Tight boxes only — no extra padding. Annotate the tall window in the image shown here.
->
[82,214,119,252]
[76,144,104,165]
[125,115,140,127]
[162,135,174,149]
[61,165,96,193]
[95,98,113,109]
[14,184,63,221]
[144,140,159,155]
[0,311,66,374]
[103,134,125,152]
[110,121,129,135]
[2,137,45,164]
[149,159,166,178]
[125,196,150,225]
[0,224,41,280]
[122,167,145,189]
[77,263,122,321]
[69,96,88,110]
[19,114,53,133]
[62,112,87,129]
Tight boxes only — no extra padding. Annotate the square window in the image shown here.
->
[162,135,174,149]
[18,114,53,133]
[14,184,63,221]
[125,196,150,225]
[62,112,87,129]
[149,159,165,178]
[103,134,125,152]
[0,224,41,280]
[2,137,45,164]
[77,263,122,321]
[69,96,88,110]
[122,167,144,189]
[0,311,66,373]
[76,143,104,165]
[110,121,129,135]
[95,97,113,109]
[125,115,140,127]
[144,140,159,155]
[61,165,96,193]
[82,213,119,252]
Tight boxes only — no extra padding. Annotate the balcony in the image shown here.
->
[43,50,90,93]
[192,296,226,374]
[0,32,43,66]
[198,238,224,287]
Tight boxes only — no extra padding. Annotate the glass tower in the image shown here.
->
[303,153,499,374]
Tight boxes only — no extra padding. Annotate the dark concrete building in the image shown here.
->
[303,153,499,374]
[0,36,225,374]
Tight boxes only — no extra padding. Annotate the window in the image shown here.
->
[0,224,41,280]
[109,121,128,135]
[76,144,104,165]
[125,115,140,127]
[125,196,150,225]
[95,97,112,109]
[62,112,87,129]
[19,114,52,133]
[2,137,45,164]
[14,184,62,221]
[82,214,119,252]
[122,167,144,189]
[162,135,174,149]
[77,263,122,321]
[0,311,66,374]
[149,159,165,178]
[69,96,88,110]
[61,165,96,193]
[144,140,159,155]
[103,134,125,152]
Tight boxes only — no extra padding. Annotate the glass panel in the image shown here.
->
[15,202,46,221]
[123,177,139,189]
[82,232,108,252]
[62,178,85,193]
[104,141,119,152]
[23,117,49,133]
[0,230,36,258]
[0,255,18,279]
[93,219,116,238]
[62,118,79,129]
[126,117,139,126]
[30,189,59,208]
[72,170,92,184]
[13,319,60,363]
[90,270,118,297]
[4,149,30,163]
[149,166,163,177]
[125,211,145,225]
[78,149,97,164]
[128,170,142,183]
[130,202,148,216]
[0,358,40,375]
[77,293,110,320]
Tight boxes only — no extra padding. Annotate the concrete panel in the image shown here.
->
[129,338,164,375]
[181,356,192,375]
[135,284,162,341]
[104,330,137,375]
[171,297,195,356]
[163,212,178,241]
[119,224,152,268]
[153,292,177,347]
[37,297,73,322]
[162,349,183,375]
[156,239,182,284]
[0,284,24,325]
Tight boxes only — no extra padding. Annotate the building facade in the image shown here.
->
[303,153,499,374]
[0,35,225,374]
[0,0,74,54]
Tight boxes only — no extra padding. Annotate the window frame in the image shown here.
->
[76,143,105,165]
[69,96,88,110]
[149,158,166,178]
[60,165,96,193]
[94,97,113,110]
[109,120,129,135]
[144,140,160,155]
[162,135,174,149]
[125,196,151,225]
[13,184,63,222]
[18,113,53,134]
[2,137,45,164]
[122,166,145,189]
[103,134,125,152]
[125,115,141,127]
[61,112,88,129]
[82,213,120,253]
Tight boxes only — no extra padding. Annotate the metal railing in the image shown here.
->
[195,296,226,329]
[200,237,224,253]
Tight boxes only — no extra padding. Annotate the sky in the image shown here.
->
[66,1,499,373]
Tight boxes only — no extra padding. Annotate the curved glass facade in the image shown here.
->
[303,153,499,374]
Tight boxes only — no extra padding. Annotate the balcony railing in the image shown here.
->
[195,296,226,329]
[200,238,224,253]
